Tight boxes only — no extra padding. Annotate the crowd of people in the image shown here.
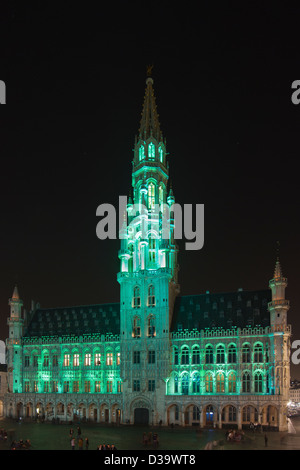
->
[225,429,245,442]
[97,444,118,450]
[10,438,32,450]
[142,431,159,448]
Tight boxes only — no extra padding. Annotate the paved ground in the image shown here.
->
[1,416,300,450]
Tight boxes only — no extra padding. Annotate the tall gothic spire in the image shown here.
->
[138,67,163,142]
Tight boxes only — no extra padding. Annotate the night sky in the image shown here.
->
[1,3,300,376]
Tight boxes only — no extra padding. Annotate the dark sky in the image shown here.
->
[0,3,300,376]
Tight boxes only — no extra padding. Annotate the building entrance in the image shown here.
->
[134,408,149,425]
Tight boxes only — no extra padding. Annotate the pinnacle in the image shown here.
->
[138,74,163,142]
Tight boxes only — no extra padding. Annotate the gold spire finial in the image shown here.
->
[146,64,154,77]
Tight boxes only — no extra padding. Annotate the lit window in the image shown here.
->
[158,145,163,163]
[63,354,70,367]
[228,372,236,392]
[205,374,213,393]
[106,352,113,366]
[192,374,200,393]
[158,185,164,208]
[149,238,156,264]
[216,372,225,393]
[84,353,91,366]
[148,182,155,209]
[148,142,155,160]
[117,351,121,365]
[139,144,145,161]
[94,353,101,366]
[73,381,79,393]
[73,354,80,367]
[85,381,91,393]
[95,381,101,393]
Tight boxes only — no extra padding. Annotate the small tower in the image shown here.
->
[268,257,291,401]
[268,257,289,328]
[6,286,24,393]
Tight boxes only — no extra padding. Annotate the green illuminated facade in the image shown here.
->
[4,75,291,431]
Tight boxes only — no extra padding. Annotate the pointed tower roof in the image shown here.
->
[138,67,163,142]
[273,257,283,280]
[12,285,20,301]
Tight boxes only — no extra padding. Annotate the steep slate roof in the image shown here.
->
[22,289,271,339]
[171,289,271,332]
[23,302,120,338]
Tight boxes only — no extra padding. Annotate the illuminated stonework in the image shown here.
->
[4,75,291,431]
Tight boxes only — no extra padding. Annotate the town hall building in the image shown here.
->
[3,73,291,431]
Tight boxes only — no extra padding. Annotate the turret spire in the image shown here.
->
[138,66,163,142]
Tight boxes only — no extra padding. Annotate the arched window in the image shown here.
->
[192,346,200,364]
[254,371,263,393]
[133,316,141,338]
[148,285,155,307]
[174,347,178,365]
[192,373,200,393]
[139,144,145,161]
[216,372,225,393]
[133,286,141,308]
[228,406,236,422]
[174,375,179,393]
[181,374,189,394]
[158,184,164,208]
[193,405,200,420]
[147,315,155,337]
[158,145,163,163]
[254,344,263,363]
[205,373,213,393]
[181,347,189,365]
[148,182,155,209]
[242,344,251,363]
[148,238,156,264]
[228,344,237,363]
[242,371,251,393]
[205,345,214,364]
[216,345,225,363]
[148,142,155,160]
[228,372,236,392]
